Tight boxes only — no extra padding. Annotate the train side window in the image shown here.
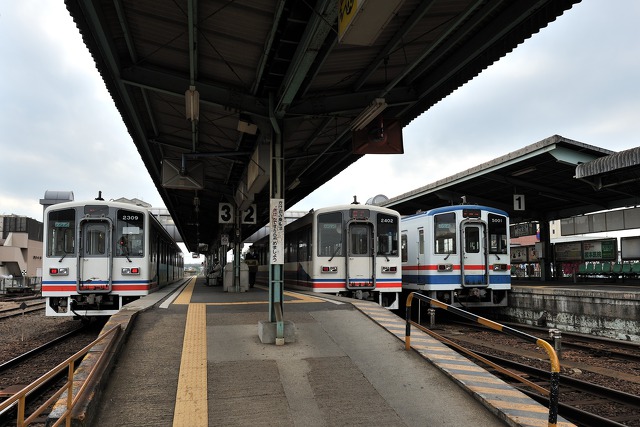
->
[418,228,424,255]
[401,233,408,262]
[318,212,343,257]
[47,208,76,257]
[434,212,456,254]
[488,213,508,254]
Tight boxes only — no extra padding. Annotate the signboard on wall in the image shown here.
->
[511,247,528,263]
[583,239,616,261]
[554,242,582,261]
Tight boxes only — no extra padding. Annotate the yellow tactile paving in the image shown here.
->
[508,416,575,427]
[467,385,528,397]
[173,303,208,427]
[173,277,196,305]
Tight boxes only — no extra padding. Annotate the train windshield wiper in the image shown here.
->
[328,244,341,262]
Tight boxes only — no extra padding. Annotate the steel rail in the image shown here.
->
[405,292,561,427]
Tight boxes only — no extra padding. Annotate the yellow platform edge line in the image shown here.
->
[174,277,197,305]
[173,303,208,427]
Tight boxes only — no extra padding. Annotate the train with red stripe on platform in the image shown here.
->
[401,205,510,308]
[252,202,403,309]
[42,195,184,318]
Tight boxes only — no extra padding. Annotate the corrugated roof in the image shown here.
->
[64,0,583,253]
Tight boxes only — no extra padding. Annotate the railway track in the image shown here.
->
[418,318,640,426]
[0,326,99,426]
[0,301,45,319]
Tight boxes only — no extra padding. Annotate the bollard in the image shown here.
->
[428,308,436,328]
[549,329,562,359]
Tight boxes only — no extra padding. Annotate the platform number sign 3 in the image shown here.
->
[513,194,525,211]
[219,203,234,223]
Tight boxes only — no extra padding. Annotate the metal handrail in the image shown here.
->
[405,292,560,427]
[0,324,121,427]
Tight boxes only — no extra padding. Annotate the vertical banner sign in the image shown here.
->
[270,198,285,265]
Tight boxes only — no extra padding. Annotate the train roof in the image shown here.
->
[44,199,152,214]
[312,204,401,216]
[402,205,509,222]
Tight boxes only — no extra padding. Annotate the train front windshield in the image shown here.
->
[47,208,76,257]
[116,209,145,257]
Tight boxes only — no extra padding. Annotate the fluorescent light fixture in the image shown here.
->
[351,98,387,131]
[238,119,258,135]
[288,178,301,190]
[185,86,200,121]
[511,166,536,177]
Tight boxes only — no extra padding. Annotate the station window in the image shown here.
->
[434,212,456,254]
[47,208,76,257]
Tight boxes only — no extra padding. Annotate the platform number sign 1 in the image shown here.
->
[219,203,234,224]
[242,204,257,224]
[513,194,525,211]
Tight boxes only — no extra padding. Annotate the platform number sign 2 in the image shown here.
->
[242,204,257,224]
[513,194,525,211]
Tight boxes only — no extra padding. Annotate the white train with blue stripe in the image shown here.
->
[401,205,510,308]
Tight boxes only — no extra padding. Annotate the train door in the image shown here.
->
[78,218,113,293]
[461,222,488,286]
[346,221,375,290]
[417,227,425,283]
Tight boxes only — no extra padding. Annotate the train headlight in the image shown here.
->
[49,267,69,276]
[122,267,141,275]
[381,266,397,273]
[437,263,453,272]
[492,264,508,271]
[321,266,338,273]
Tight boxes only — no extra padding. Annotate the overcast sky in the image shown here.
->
[2,1,639,227]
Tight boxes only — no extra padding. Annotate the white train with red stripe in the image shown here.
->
[253,203,402,309]
[42,198,184,317]
[401,205,510,308]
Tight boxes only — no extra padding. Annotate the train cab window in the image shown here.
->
[464,227,480,253]
[84,223,107,256]
[47,208,76,257]
[350,224,369,256]
[376,213,399,256]
[116,210,144,257]
[488,213,508,254]
[318,212,343,257]
[434,213,456,254]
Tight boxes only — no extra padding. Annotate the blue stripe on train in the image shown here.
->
[402,274,510,285]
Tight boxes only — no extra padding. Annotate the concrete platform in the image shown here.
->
[505,281,640,341]
[47,277,575,427]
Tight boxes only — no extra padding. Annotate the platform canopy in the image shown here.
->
[382,135,639,225]
[65,0,582,253]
